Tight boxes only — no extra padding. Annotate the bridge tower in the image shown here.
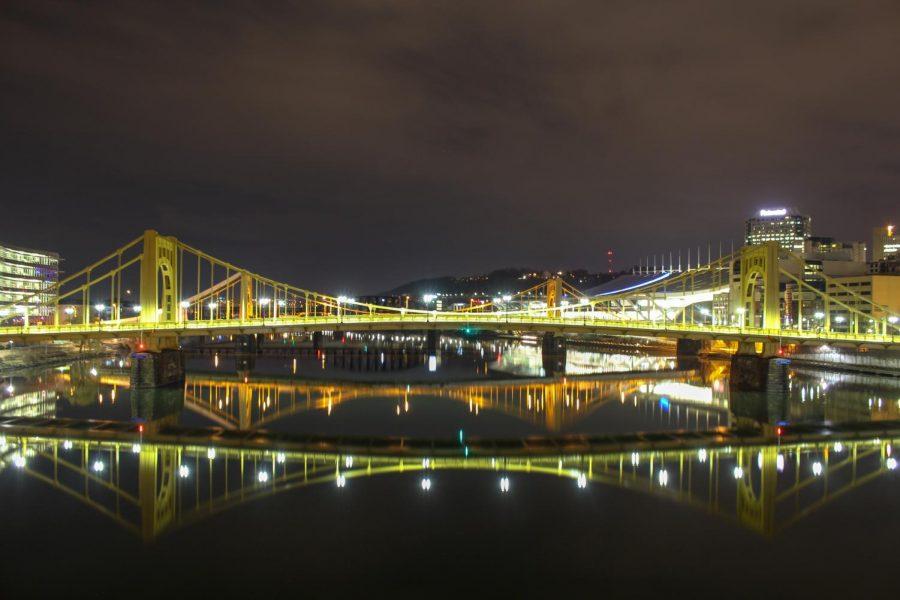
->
[546,276,562,317]
[132,230,185,387]
[737,242,780,330]
[139,230,180,326]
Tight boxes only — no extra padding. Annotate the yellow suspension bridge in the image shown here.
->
[0,230,897,352]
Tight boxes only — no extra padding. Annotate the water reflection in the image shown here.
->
[2,347,899,437]
[1,432,896,541]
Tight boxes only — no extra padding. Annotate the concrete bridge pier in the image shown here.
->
[729,341,785,393]
[235,334,258,354]
[130,336,185,389]
[130,349,185,389]
[426,330,439,355]
[541,333,567,377]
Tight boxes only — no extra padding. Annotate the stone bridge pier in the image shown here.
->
[129,336,185,389]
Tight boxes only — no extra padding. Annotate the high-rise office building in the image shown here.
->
[872,224,899,261]
[0,242,60,318]
[745,208,811,252]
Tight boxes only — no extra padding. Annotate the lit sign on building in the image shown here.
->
[759,208,787,217]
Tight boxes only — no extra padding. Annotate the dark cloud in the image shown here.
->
[2,0,899,292]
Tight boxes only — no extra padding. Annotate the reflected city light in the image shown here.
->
[658,469,669,486]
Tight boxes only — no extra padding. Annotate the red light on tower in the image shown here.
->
[606,249,614,274]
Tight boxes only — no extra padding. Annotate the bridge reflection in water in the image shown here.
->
[1,432,895,542]
[54,366,729,433]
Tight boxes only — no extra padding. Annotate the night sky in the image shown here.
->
[2,1,899,293]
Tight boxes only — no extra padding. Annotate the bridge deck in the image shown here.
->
[2,313,898,348]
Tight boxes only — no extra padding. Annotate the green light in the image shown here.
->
[458,429,464,444]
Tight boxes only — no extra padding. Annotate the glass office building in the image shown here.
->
[745,208,811,253]
[0,242,60,318]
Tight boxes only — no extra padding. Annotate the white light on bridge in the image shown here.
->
[698,449,707,463]
[344,456,353,468]
[657,469,668,486]
[63,440,73,450]
[421,477,432,491]
[180,300,191,308]
[259,297,271,306]
[733,466,744,480]
[833,442,843,453]
[887,457,898,471]
[889,316,899,324]
[336,474,346,488]
[132,444,141,454]
[92,460,105,473]
[207,448,216,460]
[5,384,13,394]
[577,472,588,488]
[179,465,190,478]
[499,476,510,493]
[814,312,825,319]
[258,470,269,483]
[63,307,75,315]
[94,303,105,312]
[89,368,98,377]
[812,461,823,476]
[12,454,26,469]
[630,452,639,466]
[777,454,785,472]
[276,452,286,464]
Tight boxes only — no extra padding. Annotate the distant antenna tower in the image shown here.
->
[606,249,614,274]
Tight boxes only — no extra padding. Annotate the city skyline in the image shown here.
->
[3,2,900,291]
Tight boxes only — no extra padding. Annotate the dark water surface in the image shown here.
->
[2,336,900,598]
